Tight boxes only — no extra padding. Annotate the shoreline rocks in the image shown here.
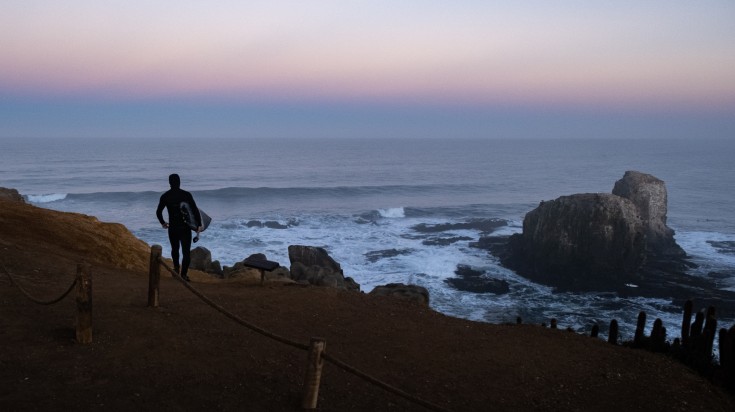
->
[369,283,430,305]
[0,187,24,203]
[288,245,361,291]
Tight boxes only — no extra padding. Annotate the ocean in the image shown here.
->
[2,136,734,343]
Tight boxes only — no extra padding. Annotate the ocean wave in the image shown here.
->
[37,184,488,202]
[25,193,68,203]
[377,207,405,218]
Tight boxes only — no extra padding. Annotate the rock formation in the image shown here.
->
[445,264,510,294]
[612,171,685,258]
[368,283,430,305]
[0,187,24,203]
[288,245,360,291]
[190,246,223,276]
[0,192,150,271]
[492,171,686,290]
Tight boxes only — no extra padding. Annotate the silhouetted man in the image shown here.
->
[156,174,201,281]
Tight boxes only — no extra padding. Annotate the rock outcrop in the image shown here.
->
[0,194,150,271]
[612,171,685,258]
[490,171,686,290]
[0,187,24,203]
[190,246,223,276]
[369,283,430,305]
[288,245,360,291]
[445,264,510,294]
[222,253,290,282]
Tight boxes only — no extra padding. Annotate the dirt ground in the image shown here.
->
[1,198,734,411]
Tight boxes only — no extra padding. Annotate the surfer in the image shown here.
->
[156,174,202,281]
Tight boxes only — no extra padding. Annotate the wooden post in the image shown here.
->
[651,318,666,352]
[591,323,599,338]
[302,337,326,410]
[634,311,646,347]
[608,320,618,345]
[148,245,162,307]
[75,263,93,344]
[681,300,693,347]
[704,307,717,357]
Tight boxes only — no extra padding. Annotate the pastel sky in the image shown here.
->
[1,1,734,139]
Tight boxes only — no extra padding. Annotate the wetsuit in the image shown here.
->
[156,181,201,279]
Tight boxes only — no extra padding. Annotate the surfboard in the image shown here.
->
[180,201,212,237]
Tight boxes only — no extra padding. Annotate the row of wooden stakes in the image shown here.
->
[522,300,735,390]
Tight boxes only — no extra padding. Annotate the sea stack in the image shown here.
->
[499,171,685,290]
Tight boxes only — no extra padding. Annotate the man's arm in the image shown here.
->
[156,194,168,227]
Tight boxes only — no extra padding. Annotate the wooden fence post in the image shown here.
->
[681,300,693,347]
[75,263,93,344]
[302,337,326,410]
[591,323,599,338]
[148,245,162,307]
[608,320,618,345]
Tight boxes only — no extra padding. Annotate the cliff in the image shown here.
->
[1,194,733,411]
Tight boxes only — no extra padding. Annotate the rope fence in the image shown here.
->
[2,260,93,343]
[1,260,77,305]
[151,245,452,412]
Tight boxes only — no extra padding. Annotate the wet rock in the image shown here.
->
[364,248,415,263]
[411,218,506,234]
[245,220,263,228]
[422,236,473,246]
[264,221,288,229]
[445,264,510,294]
[707,241,735,256]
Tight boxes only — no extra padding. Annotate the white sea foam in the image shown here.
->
[675,231,735,266]
[26,193,67,203]
[377,207,405,218]
[674,231,735,290]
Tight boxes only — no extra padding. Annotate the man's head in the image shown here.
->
[169,173,181,189]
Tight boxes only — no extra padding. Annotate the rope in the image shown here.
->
[157,257,310,351]
[1,261,77,305]
[321,352,452,412]
[157,257,452,412]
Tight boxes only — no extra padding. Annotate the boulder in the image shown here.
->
[288,245,342,273]
[288,245,360,291]
[445,264,510,294]
[190,246,223,276]
[369,283,430,305]
[0,187,24,203]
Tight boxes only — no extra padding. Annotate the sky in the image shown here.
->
[1,1,734,139]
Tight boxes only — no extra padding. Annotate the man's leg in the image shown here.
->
[168,228,180,272]
[179,227,193,280]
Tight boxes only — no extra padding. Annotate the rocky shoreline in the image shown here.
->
[3,186,735,410]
